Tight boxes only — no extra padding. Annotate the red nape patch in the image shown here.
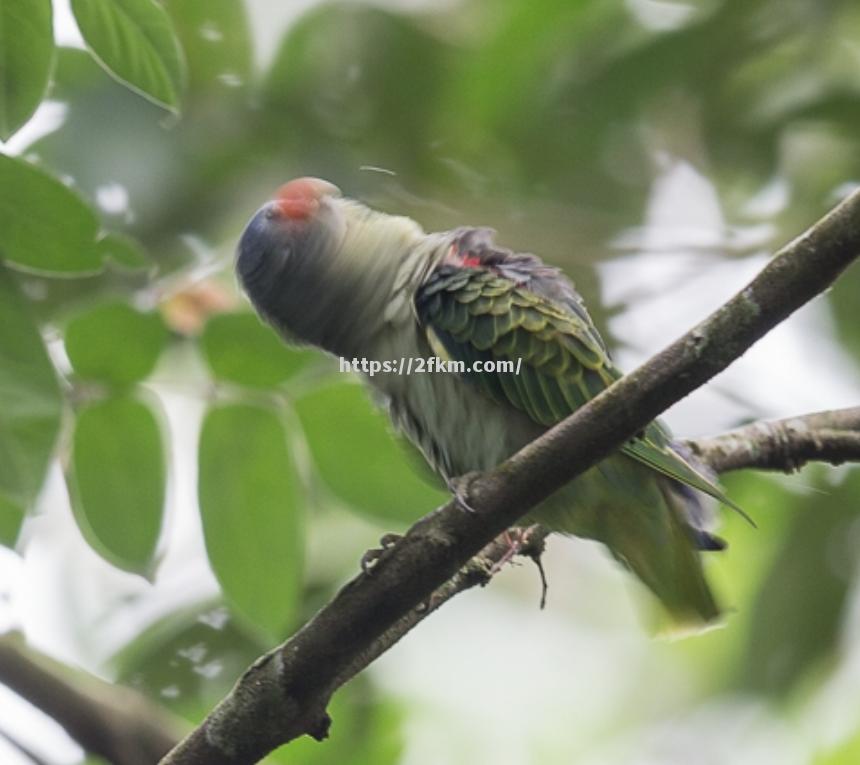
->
[274,178,326,220]
[444,243,484,268]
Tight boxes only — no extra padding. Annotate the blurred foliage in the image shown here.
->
[198,402,304,642]
[0,266,61,543]
[200,312,315,388]
[741,469,860,698]
[112,603,403,764]
[295,381,448,524]
[71,0,186,112]
[0,0,859,762]
[0,153,101,274]
[66,300,168,385]
[69,394,166,574]
[0,0,54,140]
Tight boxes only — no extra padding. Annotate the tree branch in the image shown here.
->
[160,190,860,764]
[7,396,857,763]
[0,727,52,765]
[8,406,850,764]
[0,634,183,765]
[687,407,860,473]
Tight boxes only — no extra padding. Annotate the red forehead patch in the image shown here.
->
[275,178,325,220]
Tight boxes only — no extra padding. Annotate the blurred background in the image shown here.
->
[1,0,860,763]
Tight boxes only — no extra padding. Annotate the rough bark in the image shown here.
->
[688,407,860,473]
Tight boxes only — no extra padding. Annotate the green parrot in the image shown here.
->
[236,177,741,628]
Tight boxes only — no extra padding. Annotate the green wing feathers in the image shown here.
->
[418,268,613,427]
[417,266,741,516]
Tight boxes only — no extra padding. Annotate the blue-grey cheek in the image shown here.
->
[236,207,289,289]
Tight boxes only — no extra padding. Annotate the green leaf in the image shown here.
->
[741,468,860,696]
[96,232,153,272]
[0,496,25,547]
[294,381,447,524]
[0,154,102,275]
[198,403,304,641]
[65,300,169,386]
[0,0,55,140]
[69,396,166,574]
[201,312,314,388]
[111,602,268,719]
[264,6,448,176]
[441,0,600,135]
[165,0,252,91]
[0,266,62,545]
[71,0,186,112]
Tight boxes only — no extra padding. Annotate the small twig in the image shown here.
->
[521,527,551,609]
[688,407,860,473]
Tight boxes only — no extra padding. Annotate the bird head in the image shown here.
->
[236,177,429,356]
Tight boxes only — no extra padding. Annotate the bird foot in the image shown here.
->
[360,533,403,574]
[489,529,525,575]
[446,474,479,514]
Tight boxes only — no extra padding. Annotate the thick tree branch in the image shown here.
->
[9,398,857,762]
[9,409,851,764]
[160,190,860,765]
[0,634,183,765]
[5,420,852,763]
[688,407,860,473]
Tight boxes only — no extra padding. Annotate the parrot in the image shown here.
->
[236,177,741,628]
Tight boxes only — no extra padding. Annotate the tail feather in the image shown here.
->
[689,527,728,552]
[643,479,722,627]
[537,456,724,629]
